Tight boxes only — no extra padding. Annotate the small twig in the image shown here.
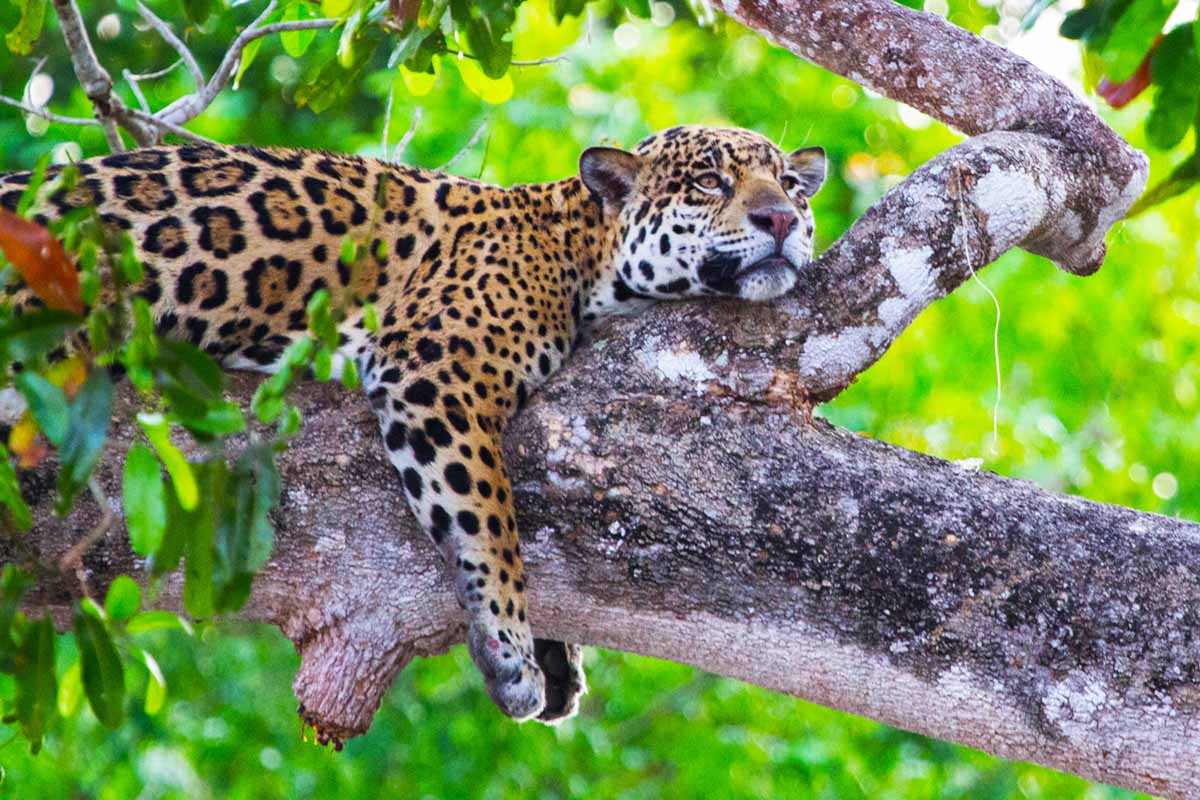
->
[99,117,127,151]
[440,118,487,171]
[135,1,205,90]
[126,107,219,144]
[123,69,152,113]
[125,60,184,82]
[443,47,568,67]
[125,61,184,115]
[381,83,394,156]
[57,479,116,582]
[393,106,422,162]
[0,94,99,126]
[156,1,340,127]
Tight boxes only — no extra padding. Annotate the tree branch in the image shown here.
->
[11,331,1200,797]
[0,94,100,127]
[10,0,1173,796]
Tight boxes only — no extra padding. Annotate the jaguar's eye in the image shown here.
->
[780,173,800,194]
[694,173,723,193]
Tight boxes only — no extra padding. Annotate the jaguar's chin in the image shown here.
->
[699,252,800,301]
[735,256,798,302]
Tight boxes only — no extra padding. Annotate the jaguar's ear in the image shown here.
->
[579,146,642,209]
[788,146,827,197]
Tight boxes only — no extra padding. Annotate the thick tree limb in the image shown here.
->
[11,326,1200,798]
[9,0,1176,796]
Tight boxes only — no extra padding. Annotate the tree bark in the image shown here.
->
[9,0,1181,797]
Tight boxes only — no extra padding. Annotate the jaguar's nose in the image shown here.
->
[747,205,799,250]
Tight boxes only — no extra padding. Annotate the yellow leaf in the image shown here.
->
[456,58,514,105]
[320,0,353,16]
[47,355,87,398]
[8,414,47,469]
[401,63,440,97]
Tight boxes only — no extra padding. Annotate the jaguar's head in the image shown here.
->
[581,125,825,304]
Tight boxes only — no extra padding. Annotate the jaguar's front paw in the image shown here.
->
[467,621,546,720]
[534,640,586,724]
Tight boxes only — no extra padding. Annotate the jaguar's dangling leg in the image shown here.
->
[364,363,584,720]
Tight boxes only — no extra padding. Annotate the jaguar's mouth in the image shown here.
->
[734,254,796,281]
[698,251,802,299]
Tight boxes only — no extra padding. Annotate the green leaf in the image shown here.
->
[1195,11,1200,62]
[178,402,246,437]
[362,302,379,333]
[1147,23,1200,149]
[234,37,264,89]
[1099,0,1179,82]
[620,0,651,17]
[0,565,33,660]
[182,459,223,618]
[337,8,364,68]
[400,29,447,74]
[340,357,359,389]
[306,287,337,347]
[450,0,517,78]
[152,339,225,424]
[213,445,280,612]
[13,154,49,219]
[73,605,125,728]
[141,649,166,714]
[314,346,333,381]
[57,661,82,717]
[14,373,68,447]
[1060,3,1104,39]
[123,444,167,556]
[1126,151,1200,215]
[151,482,188,577]
[320,0,352,15]
[0,442,32,531]
[138,413,199,511]
[14,615,57,753]
[0,309,81,364]
[281,1,321,57]
[5,0,46,55]
[126,610,193,636]
[180,0,214,26]
[251,337,316,423]
[56,368,113,514]
[103,576,141,621]
[551,0,587,22]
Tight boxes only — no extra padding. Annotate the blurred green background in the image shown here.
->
[0,0,1194,797]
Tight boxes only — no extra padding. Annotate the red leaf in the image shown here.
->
[390,0,420,26]
[1097,39,1157,110]
[0,208,83,314]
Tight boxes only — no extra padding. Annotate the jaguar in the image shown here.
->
[0,124,826,724]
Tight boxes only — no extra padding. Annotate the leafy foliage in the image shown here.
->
[1040,0,1200,210]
